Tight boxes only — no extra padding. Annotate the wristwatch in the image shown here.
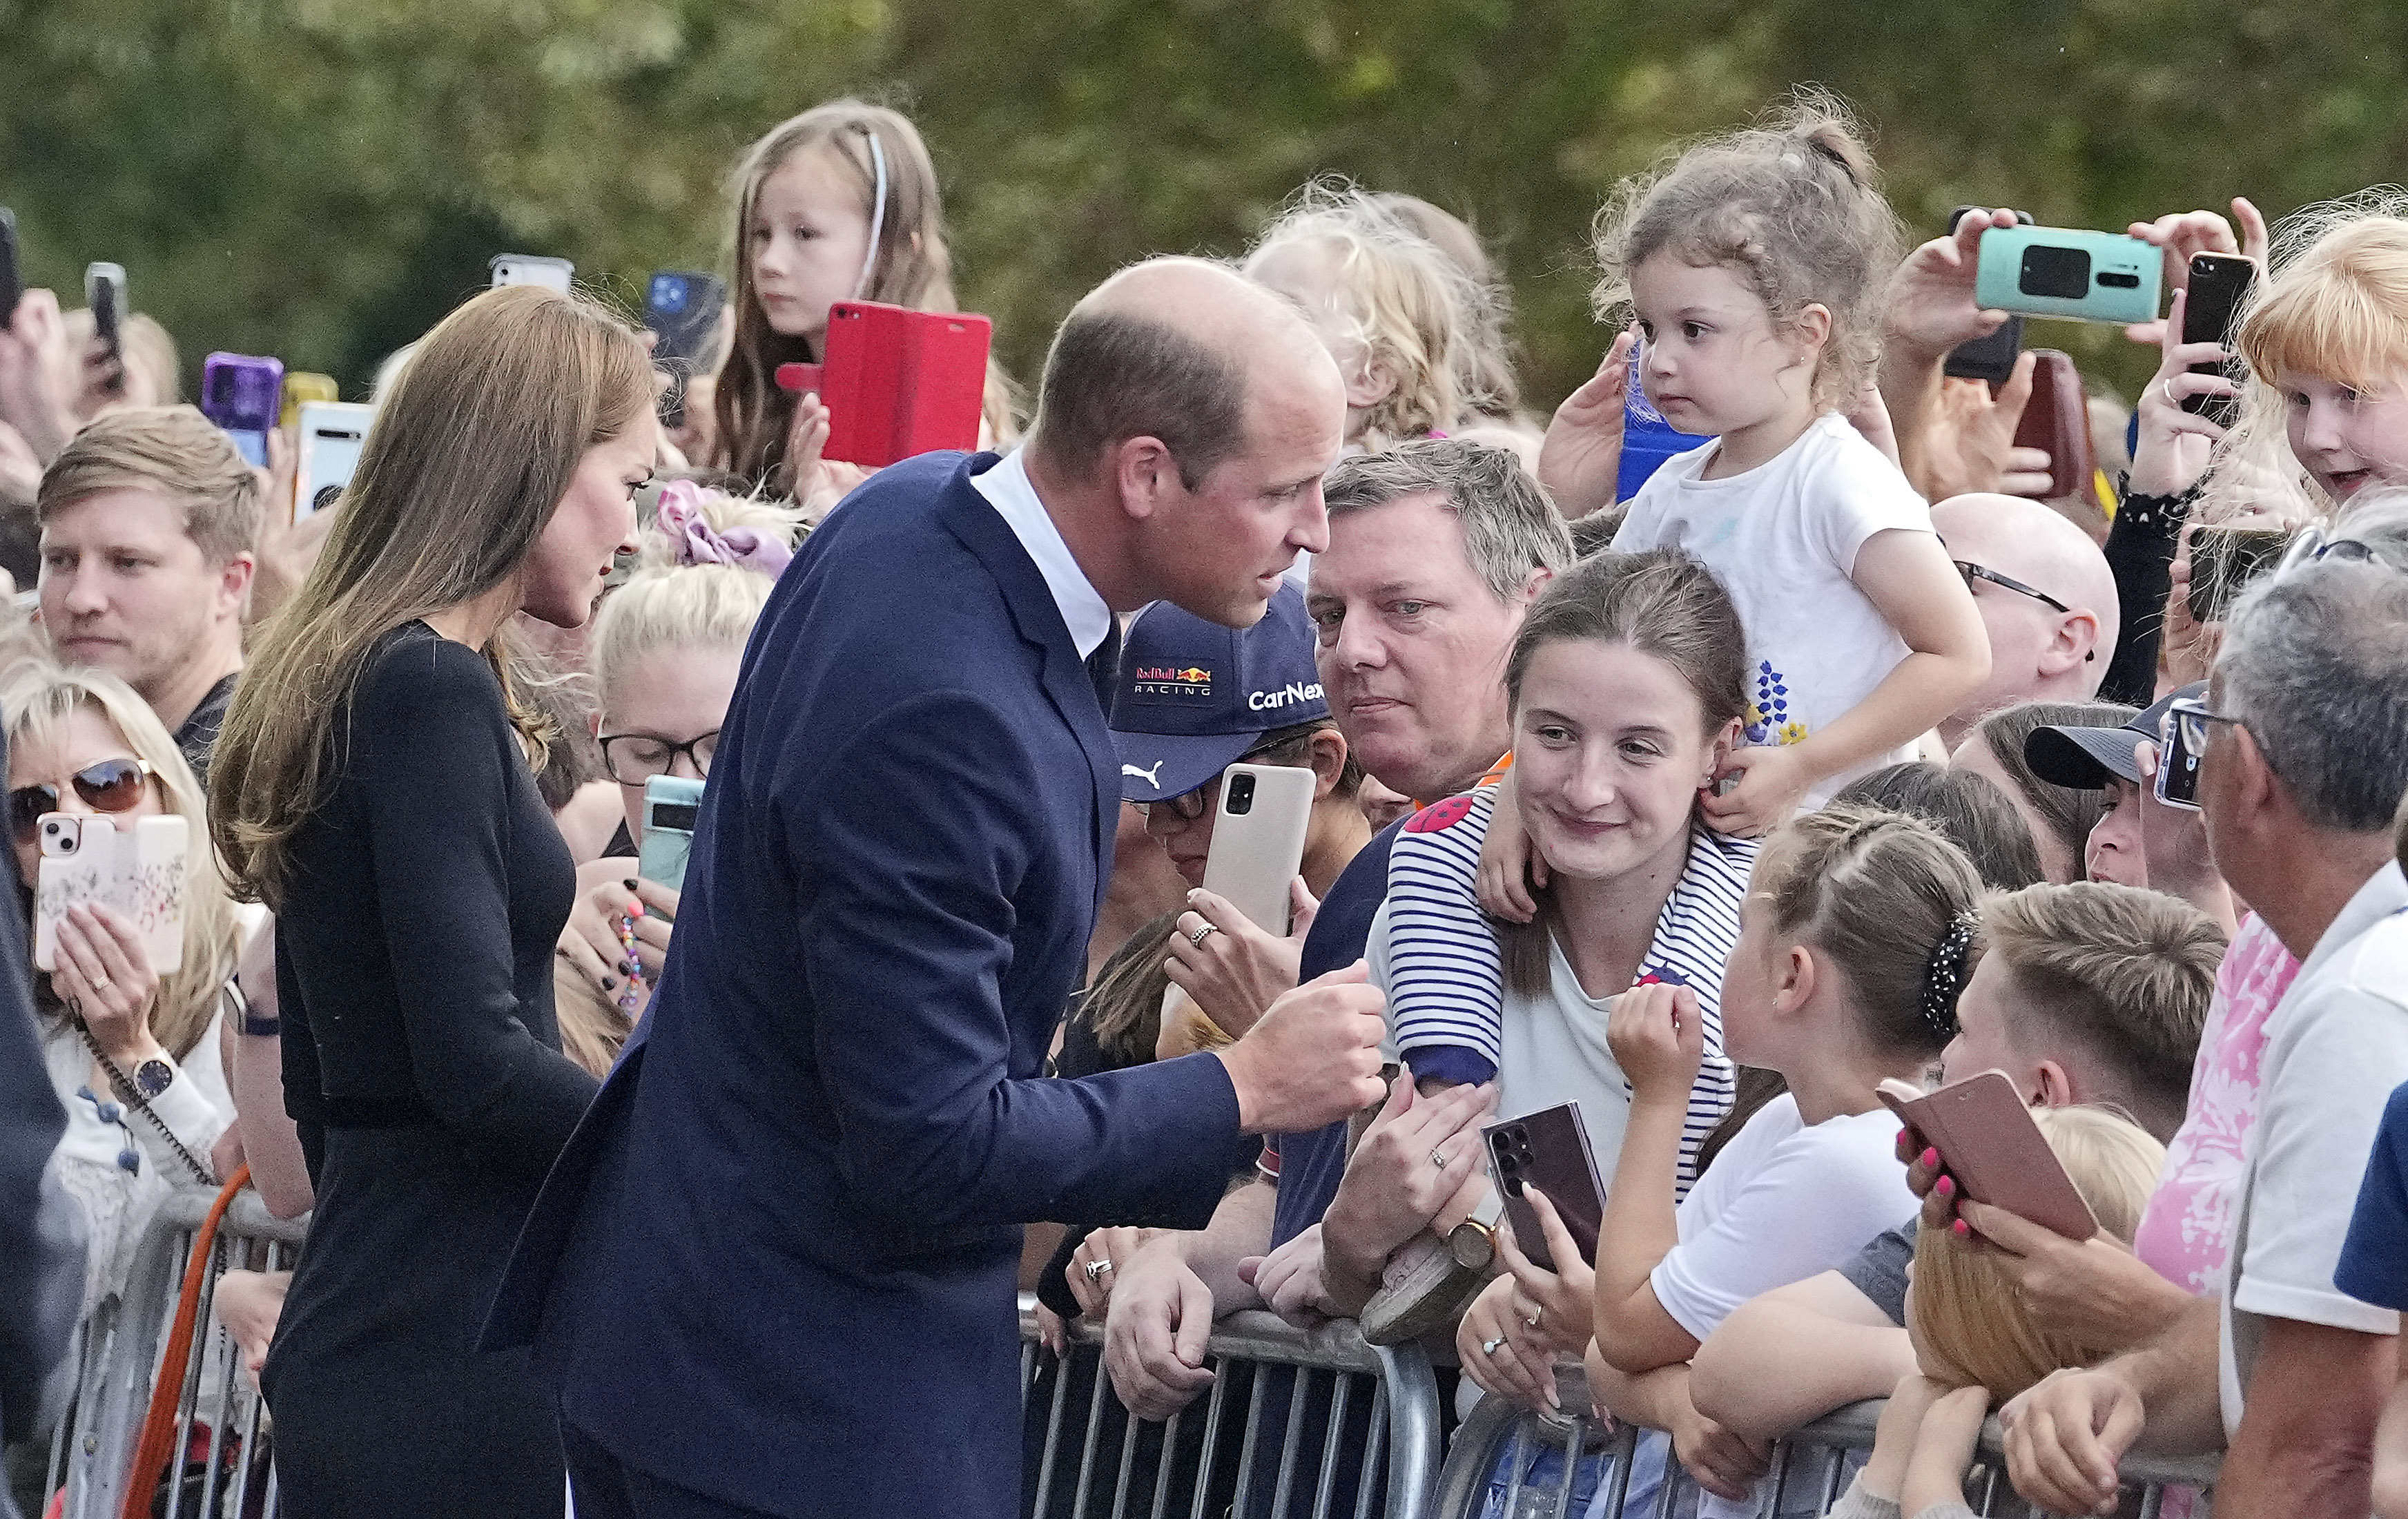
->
[133,1058,174,1099]
[1446,1187,1508,1270]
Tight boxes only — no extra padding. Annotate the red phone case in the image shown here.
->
[1878,1070,2099,1240]
[2010,349,2096,502]
[790,301,991,469]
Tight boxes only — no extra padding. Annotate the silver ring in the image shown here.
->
[1083,1257,1114,1283]
[1188,923,1217,948]
[2157,378,2175,405]
[1480,1337,1507,1356]
[90,976,111,994]
[1430,1148,1452,1169]
[1525,1310,1544,1329]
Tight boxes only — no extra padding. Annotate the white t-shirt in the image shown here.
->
[1650,1094,1921,1344]
[1610,412,1934,804]
[2217,864,2408,1436]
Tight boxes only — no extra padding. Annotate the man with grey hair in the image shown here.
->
[2001,554,2408,1519]
[1098,438,1570,1429]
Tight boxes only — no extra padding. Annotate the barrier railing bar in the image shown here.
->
[1149,1405,1181,1519]
[1229,1357,1268,1513]
[1548,1419,1580,1515]
[1033,1336,1072,1516]
[1071,1348,1112,1519]
[1368,1344,1436,1519]
[1310,1371,1351,1519]
[1109,1394,1142,1519]
[1352,1379,1386,1519]
[1187,1362,1230,1519]
[1270,1364,1312,1519]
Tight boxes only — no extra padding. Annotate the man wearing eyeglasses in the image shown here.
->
[1930,493,2119,751]
[2002,553,2408,1519]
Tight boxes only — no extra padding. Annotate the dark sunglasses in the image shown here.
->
[1953,560,2072,615]
[11,757,154,842]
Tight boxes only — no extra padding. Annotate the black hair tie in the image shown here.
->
[1919,910,1980,1043]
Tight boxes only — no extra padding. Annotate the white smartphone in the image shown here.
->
[35,813,188,975]
[293,400,373,521]
[1200,763,1316,936]
[489,253,574,293]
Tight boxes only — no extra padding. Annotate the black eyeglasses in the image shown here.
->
[598,731,718,787]
[1954,560,2072,615]
[10,757,154,842]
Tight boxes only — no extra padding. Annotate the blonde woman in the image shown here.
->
[5,661,242,1316]
[208,284,649,1517]
[552,481,804,1064]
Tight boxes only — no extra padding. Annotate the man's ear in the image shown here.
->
[1307,727,1348,800]
[1112,436,1181,522]
[220,551,257,612]
[588,707,604,742]
[1518,565,1556,605]
[2032,1058,2077,1110]
[2039,610,2101,677]
[2226,722,2286,830]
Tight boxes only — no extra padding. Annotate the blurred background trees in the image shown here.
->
[6,0,2407,409]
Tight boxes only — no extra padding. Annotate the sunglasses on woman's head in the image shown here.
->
[10,758,154,842]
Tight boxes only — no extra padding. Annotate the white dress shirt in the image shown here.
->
[969,449,1112,659]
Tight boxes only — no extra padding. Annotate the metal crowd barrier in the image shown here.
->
[1019,1299,1444,1519]
[43,1186,304,1519]
[1425,1366,2223,1519]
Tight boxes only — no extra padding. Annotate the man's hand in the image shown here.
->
[1537,329,1635,519]
[1999,1366,2145,1517]
[1214,961,1388,1134]
[1067,1226,1158,1317]
[1954,1198,2191,1353]
[1100,1243,1218,1421]
[0,290,75,463]
[1885,208,2020,360]
[1165,882,1316,1041]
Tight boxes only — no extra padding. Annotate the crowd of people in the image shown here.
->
[0,82,2405,1519]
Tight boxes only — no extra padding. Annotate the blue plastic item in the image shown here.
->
[1615,338,1711,501]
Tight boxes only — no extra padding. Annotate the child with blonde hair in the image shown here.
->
[1242,179,1493,452]
[1836,1105,2167,1519]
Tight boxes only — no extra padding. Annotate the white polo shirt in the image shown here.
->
[2218,862,2408,1436]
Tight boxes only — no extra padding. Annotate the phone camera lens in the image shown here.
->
[1225,772,1255,815]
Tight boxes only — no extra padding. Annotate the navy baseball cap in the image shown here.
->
[2024,682,2206,790]
[1109,583,1330,804]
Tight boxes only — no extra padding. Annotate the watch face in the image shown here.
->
[135,1059,173,1099]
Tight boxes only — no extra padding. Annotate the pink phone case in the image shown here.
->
[1878,1070,2099,1239]
[817,301,992,467]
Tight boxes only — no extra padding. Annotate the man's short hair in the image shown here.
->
[1026,309,1245,490]
[1323,439,1572,604]
[36,406,262,565]
[1981,881,2223,1132]
[2217,560,2408,833]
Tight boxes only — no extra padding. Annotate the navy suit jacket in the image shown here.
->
[489,453,1254,1516]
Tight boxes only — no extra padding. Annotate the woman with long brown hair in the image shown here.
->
[208,284,650,1515]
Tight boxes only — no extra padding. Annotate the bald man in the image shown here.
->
[492,258,1393,1518]
[1932,493,2121,748]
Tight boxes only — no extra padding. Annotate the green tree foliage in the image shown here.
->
[7,0,2408,409]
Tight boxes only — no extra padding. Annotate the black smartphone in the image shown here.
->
[0,209,20,320]
[2186,525,2291,625]
[645,270,728,430]
[1944,206,2034,387]
[2182,253,2257,429]
[1483,1103,1609,1274]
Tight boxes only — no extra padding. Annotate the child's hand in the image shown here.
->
[1474,773,1544,922]
[1537,328,1635,519]
[1699,744,1811,838]
[1604,980,1703,1101]
[1900,1384,1994,1518]
[1861,1372,1952,1501]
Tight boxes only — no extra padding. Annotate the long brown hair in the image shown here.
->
[209,285,652,908]
[1494,550,1750,998]
[713,100,960,486]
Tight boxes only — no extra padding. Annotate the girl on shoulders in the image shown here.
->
[1589,95,1987,827]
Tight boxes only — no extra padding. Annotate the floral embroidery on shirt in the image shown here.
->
[1746,662,1808,747]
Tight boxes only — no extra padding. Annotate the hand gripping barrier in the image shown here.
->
[1020,1299,1444,1519]
[43,1186,305,1519]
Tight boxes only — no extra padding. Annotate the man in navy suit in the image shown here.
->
[489,258,1392,1517]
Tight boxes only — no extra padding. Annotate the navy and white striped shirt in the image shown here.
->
[1368,785,1756,1192]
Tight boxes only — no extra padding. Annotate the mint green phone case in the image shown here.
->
[1973,226,2162,325]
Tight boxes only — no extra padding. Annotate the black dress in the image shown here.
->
[262,622,600,1517]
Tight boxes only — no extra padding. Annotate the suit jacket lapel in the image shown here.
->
[936,462,1118,900]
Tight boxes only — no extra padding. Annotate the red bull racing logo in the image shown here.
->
[1132,665,1213,698]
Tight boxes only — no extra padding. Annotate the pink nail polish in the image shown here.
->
[1920,1147,1939,1168]
[1936,1175,1954,1198]
[1952,1219,1970,1238]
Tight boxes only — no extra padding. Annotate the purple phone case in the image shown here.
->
[201,354,284,467]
